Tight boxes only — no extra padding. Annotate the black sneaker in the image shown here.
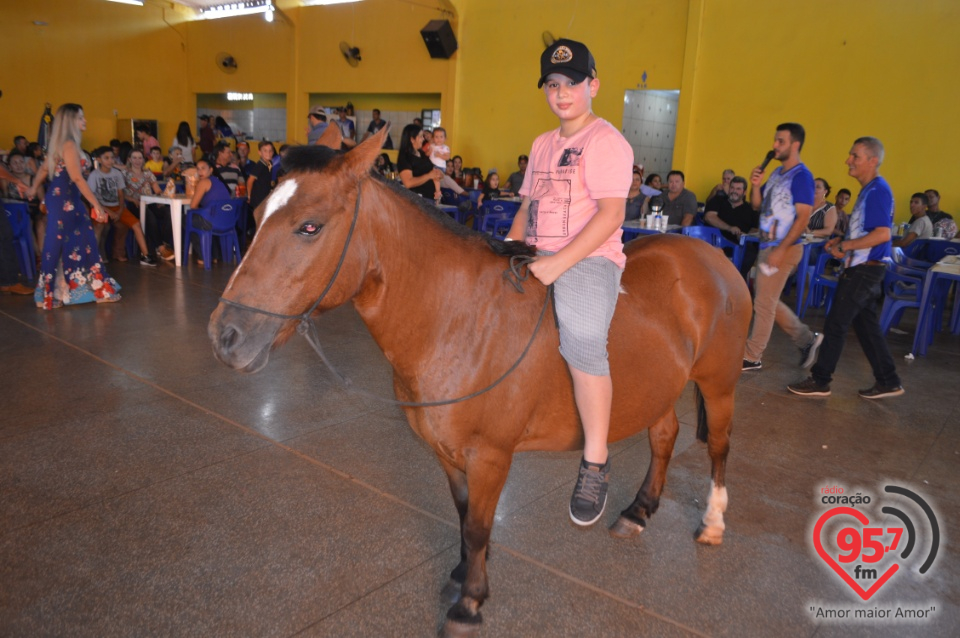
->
[569,458,611,527]
[858,384,905,399]
[787,377,831,397]
[799,332,824,369]
[742,359,762,371]
[139,254,158,267]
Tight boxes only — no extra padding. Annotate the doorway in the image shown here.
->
[621,90,679,178]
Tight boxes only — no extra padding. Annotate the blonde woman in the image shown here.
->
[35,103,120,309]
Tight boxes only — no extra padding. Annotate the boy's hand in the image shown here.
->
[528,254,569,287]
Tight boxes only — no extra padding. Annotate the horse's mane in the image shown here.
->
[282,145,340,173]
[282,144,535,259]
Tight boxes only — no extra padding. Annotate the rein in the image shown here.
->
[219,181,551,408]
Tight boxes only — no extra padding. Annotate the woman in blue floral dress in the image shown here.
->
[34,103,121,309]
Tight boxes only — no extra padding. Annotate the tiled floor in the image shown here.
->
[1,260,957,637]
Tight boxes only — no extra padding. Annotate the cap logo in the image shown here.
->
[551,46,573,65]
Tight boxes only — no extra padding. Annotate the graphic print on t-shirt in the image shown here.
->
[558,147,583,167]
[527,177,572,239]
[93,172,121,206]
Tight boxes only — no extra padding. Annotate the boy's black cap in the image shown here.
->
[538,38,597,88]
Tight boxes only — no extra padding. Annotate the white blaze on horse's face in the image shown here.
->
[261,178,299,225]
[225,177,299,292]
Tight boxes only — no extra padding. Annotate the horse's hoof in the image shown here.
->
[609,515,645,539]
[440,608,482,638]
[440,579,462,605]
[695,522,724,545]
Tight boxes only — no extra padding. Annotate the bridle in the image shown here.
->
[219,180,551,408]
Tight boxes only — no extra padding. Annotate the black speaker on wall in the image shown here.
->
[420,20,457,59]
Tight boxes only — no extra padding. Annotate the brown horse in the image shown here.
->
[209,125,751,636]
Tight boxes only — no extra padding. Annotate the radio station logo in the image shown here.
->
[807,482,942,623]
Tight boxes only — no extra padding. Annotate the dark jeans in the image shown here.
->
[811,264,900,387]
[127,202,172,252]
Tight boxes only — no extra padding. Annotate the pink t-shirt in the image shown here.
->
[519,118,632,268]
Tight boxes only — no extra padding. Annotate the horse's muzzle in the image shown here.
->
[208,305,275,373]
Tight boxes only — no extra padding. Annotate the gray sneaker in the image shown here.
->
[799,332,824,368]
[569,458,611,526]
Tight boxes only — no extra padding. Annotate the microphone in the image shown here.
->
[759,150,775,172]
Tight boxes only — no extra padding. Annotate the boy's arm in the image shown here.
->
[529,197,625,286]
[506,197,531,241]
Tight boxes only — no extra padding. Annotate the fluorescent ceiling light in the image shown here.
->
[302,0,363,6]
[200,0,275,20]
[106,0,145,5]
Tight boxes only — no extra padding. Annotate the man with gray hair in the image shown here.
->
[789,136,903,399]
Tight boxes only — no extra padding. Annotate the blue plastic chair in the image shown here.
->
[912,270,960,356]
[3,201,36,279]
[491,217,514,238]
[879,267,924,335]
[184,198,244,270]
[478,200,520,234]
[799,252,839,318]
[923,241,960,263]
[681,225,723,246]
[682,225,746,270]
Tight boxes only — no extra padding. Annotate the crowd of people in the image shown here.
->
[0,104,288,303]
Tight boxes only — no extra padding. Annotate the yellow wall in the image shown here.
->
[452,0,688,175]
[4,1,959,217]
[680,0,960,220]
[1,0,192,150]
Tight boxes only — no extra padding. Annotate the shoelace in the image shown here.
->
[575,466,606,505]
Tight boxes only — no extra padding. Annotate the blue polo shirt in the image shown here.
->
[846,176,894,266]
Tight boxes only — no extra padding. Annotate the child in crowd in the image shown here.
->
[429,127,466,195]
[88,147,156,266]
[506,39,633,527]
[145,147,164,179]
[163,147,192,182]
[476,169,504,207]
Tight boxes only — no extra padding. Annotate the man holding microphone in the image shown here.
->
[788,137,903,399]
[742,122,822,372]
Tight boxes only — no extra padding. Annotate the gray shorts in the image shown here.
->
[543,252,622,376]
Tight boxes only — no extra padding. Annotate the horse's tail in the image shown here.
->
[694,383,708,443]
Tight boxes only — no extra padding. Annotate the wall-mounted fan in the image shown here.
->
[339,41,361,67]
[542,31,558,48]
[215,52,238,74]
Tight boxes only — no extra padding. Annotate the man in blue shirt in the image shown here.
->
[788,137,903,399]
[742,123,821,371]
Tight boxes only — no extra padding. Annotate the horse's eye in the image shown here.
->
[298,222,322,236]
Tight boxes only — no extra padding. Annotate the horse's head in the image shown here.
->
[209,124,389,373]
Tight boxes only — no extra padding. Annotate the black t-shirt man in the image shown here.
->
[705,195,759,242]
[366,119,393,149]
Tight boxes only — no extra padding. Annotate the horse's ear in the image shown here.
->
[345,124,389,177]
[316,122,342,149]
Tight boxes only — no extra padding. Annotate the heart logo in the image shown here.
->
[813,507,899,601]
